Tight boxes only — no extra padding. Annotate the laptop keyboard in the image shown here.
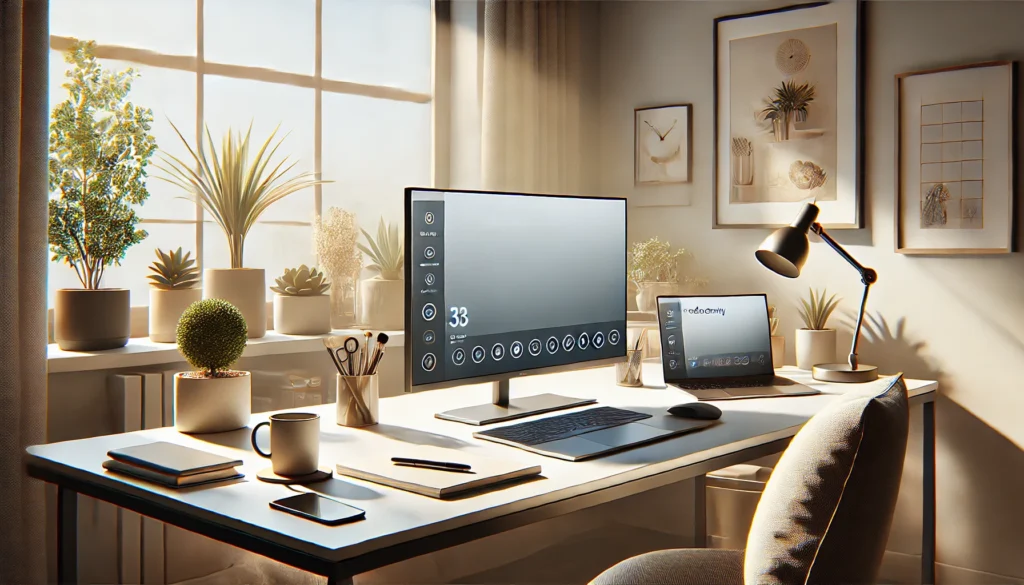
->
[674,376,794,391]
[476,407,651,446]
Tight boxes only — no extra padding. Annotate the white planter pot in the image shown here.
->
[795,329,836,370]
[635,282,679,313]
[149,287,202,343]
[771,335,785,369]
[174,372,251,434]
[274,294,331,335]
[204,268,266,338]
[359,278,404,330]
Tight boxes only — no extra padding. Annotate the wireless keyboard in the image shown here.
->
[475,407,651,446]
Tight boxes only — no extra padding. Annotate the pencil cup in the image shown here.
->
[336,374,379,427]
[616,350,644,387]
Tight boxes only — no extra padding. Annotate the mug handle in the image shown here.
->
[250,421,271,458]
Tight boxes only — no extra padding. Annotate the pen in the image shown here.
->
[391,457,472,471]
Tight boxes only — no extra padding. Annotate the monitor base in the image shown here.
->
[435,393,596,426]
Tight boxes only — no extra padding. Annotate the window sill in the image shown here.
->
[47,329,405,374]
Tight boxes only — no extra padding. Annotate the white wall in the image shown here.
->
[599,1,1024,582]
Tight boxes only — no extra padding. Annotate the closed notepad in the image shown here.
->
[108,442,242,477]
[102,459,242,488]
[337,448,541,499]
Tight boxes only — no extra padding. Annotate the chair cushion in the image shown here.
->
[744,375,909,585]
[590,548,744,585]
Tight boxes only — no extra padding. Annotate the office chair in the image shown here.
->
[591,374,910,585]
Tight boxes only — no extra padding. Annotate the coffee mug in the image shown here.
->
[250,412,320,476]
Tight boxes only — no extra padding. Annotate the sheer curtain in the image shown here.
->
[0,0,50,583]
[480,0,584,194]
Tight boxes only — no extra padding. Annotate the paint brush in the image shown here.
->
[322,337,344,376]
[367,332,390,375]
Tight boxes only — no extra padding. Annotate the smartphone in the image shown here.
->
[270,493,366,526]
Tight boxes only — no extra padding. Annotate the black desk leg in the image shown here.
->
[57,486,78,585]
[694,474,707,548]
[922,401,936,585]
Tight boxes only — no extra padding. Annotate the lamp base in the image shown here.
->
[812,363,879,383]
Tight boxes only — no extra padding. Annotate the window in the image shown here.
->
[47,0,433,307]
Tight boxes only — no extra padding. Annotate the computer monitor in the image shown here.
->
[405,188,627,425]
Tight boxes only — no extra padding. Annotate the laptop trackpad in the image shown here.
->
[583,423,670,447]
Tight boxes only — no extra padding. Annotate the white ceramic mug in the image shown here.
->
[250,412,320,476]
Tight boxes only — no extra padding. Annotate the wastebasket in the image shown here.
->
[706,464,772,549]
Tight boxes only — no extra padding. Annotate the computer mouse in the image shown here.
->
[668,402,722,420]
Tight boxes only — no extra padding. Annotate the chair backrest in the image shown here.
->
[744,375,910,585]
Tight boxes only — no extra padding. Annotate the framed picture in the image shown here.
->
[714,1,862,228]
[896,61,1015,255]
[635,104,692,184]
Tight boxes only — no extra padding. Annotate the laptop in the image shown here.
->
[656,294,820,400]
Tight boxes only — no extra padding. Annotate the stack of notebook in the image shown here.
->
[102,441,244,488]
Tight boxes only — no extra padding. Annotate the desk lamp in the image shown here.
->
[755,202,878,383]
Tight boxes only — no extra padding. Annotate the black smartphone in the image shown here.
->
[270,493,366,526]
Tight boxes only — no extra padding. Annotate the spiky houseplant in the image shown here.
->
[795,288,840,371]
[173,299,251,433]
[358,217,405,329]
[49,40,157,351]
[147,248,202,342]
[761,80,816,141]
[272,266,332,335]
[798,288,840,330]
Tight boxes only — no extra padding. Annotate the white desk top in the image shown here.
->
[28,364,935,568]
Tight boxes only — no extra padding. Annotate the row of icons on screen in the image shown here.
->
[419,330,621,372]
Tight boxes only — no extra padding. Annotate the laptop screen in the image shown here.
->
[657,294,773,380]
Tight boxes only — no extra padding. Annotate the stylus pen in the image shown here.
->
[391,457,472,471]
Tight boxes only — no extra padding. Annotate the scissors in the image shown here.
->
[334,336,360,376]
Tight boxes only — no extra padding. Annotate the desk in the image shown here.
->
[27,365,937,585]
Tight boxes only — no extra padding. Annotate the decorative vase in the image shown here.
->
[54,288,131,351]
[274,294,331,335]
[204,268,266,338]
[772,112,791,142]
[174,372,251,434]
[336,374,379,427]
[329,276,358,329]
[359,277,403,330]
[733,153,754,186]
[771,335,785,369]
[149,287,202,343]
[635,282,679,313]
[795,329,836,370]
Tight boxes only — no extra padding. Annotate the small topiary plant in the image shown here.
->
[176,299,248,377]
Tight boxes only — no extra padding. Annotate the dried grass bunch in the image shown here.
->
[315,207,363,285]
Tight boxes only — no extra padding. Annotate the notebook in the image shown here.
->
[336,447,541,499]
[102,459,243,488]
[107,442,243,477]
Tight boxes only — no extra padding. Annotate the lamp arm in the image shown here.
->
[810,223,878,370]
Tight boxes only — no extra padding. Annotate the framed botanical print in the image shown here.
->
[635,104,692,185]
[714,1,862,228]
[896,61,1014,254]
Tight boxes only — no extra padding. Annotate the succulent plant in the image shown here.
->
[147,247,200,290]
[271,265,331,296]
[798,288,840,331]
[176,299,248,375]
[358,217,404,280]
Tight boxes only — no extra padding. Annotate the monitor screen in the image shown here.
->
[407,189,627,388]
[657,294,773,380]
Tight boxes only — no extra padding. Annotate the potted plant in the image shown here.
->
[761,80,815,141]
[174,299,250,434]
[314,207,363,328]
[271,265,331,335]
[147,248,202,343]
[156,122,327,338]
[628,237,705,313]
[48,41,157,351]
[357,218,404,330]
[769,304,785,368]
[795,288,839,370]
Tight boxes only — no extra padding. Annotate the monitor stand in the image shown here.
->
[435,378,595,426]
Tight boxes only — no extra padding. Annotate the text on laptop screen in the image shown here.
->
[658,295,773,379]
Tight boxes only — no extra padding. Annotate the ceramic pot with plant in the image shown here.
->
[147,247,202,343]
[157,123,328,338]
[628,237,706,313]
[761,80,815,142]
[358,218,404,330]
[769,305,785,369]
[49,41,157,351]
[795,288,839,370]
[173,299,251,434]
[272,265,331,335]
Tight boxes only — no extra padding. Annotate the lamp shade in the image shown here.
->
[754,202,820,278]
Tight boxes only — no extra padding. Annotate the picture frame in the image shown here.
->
[635,104,692,185]
[895,61,1015,255]
[713,1,863,229]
